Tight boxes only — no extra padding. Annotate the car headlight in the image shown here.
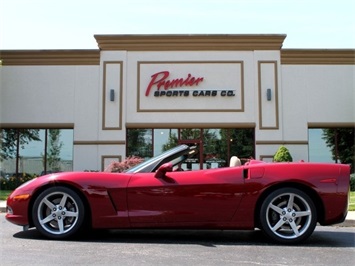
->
[7,206,13,214]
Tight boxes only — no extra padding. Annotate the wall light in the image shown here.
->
[110,89,115,102]
[266,88,272,101]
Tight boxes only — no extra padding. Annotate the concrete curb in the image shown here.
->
[1,200,354,227]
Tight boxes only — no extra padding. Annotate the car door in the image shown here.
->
[127,167,245,226]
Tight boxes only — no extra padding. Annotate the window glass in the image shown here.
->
[60,129,74,169]
[308,129,333,162]
[0,129,19,179]
[0,128,74,181]
[229,128,255,160]
[154,129,178,156]
[126,128,255,169]
[46,129,73,174]
[19,129,45,177]
[203,129,225,168]
[180,129,201,140]
[309,128,354,173]
[127,129,152,158]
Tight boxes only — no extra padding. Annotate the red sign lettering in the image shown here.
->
[145,71,204,96]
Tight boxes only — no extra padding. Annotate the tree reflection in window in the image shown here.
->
[126,129,152,158]
[0,128,73,180]
[127,128,255,169]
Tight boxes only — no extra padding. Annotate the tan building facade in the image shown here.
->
[0,35,354,173]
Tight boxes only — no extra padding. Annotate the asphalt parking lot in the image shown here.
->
[1,206,354,266]
[0,212,354,266]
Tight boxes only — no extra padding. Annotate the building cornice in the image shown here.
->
[281,49,355,65]
[0,123,74,129]
[308,122,355,128]
[1,46,354,66]
[0,50,100,65]
[94,34,287,51]
[125,123,256,128]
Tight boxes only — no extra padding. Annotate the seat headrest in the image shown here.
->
[230,156,241,167]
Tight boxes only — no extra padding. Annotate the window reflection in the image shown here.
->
[0,128,73,179]
[308,129,333,162]
[126,129,152,158]
[127,128,255,169]
[45,129,73,174]
[153,129,178,156]
[19,129,45,177]
[308,128,354,173]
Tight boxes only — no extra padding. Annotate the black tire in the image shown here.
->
[259,187,317,244]
[32,186,85,239]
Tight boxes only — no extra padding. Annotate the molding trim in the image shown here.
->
[281,49,355,65]
[0,123,74,129]
[94,34,286,51]
[102,61,123,130]
[258,61,279,130]
[0,50,100,65]
[259,155,274,161]
[126,123,256,128]
[74,141,125,145]
[2,48,353,66]
[101,155,122,172]
[308,122,355,128]
[256,141,308,145]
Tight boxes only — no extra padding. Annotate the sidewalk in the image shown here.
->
[0,200,354,227]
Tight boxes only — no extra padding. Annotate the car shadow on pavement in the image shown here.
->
[13,228,355,248]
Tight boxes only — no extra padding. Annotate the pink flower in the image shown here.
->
[105,156,144,173]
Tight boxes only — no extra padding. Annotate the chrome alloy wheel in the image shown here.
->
[260,188,317,244]
[266,193,312,238]
[33,187,85,239]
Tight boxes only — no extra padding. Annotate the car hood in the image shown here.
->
[12,171,132,197]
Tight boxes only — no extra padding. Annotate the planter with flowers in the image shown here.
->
[105,156,144,173]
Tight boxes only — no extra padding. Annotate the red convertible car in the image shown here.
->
[6,145,350,244]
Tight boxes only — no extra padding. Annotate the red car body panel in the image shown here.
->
[6,161,350,231]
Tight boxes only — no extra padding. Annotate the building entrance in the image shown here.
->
[127,128,255,169]
[178,139,203,170]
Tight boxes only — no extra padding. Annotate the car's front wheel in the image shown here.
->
[32,186,85,239]
[259,187,317,244]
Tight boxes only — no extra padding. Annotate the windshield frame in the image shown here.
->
[126,145,198,173]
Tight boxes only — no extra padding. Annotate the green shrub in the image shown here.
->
[350,174,355,191]
[273,146,293,162]
[0,173,35,190]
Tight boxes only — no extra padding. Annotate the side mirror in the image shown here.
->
[155,163,173,179]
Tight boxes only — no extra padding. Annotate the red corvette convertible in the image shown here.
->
[6,145,350,244]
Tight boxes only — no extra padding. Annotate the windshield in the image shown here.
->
[125,145,192,173]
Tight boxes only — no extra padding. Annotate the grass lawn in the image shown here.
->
[1,190,355,211]
[0,190,12,200]
[349,191,355,211]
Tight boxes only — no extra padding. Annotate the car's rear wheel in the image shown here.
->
[259,187,317,244]
[32,186,85,239]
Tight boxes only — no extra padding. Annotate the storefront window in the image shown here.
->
[308,129,333,162]
[19,129,45,177]
[229,128,255,159]
[203,129,225,168]
[126,129,153,158]
[309,128,354,172]
[153,129,178,156]
[127,128,255,169]
[180,129,201,140]
[0,128,73,180]
[45,129,73,174]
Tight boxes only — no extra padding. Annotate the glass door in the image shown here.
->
[178,139,204,170]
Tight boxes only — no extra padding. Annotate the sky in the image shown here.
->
[1,0,354,50]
